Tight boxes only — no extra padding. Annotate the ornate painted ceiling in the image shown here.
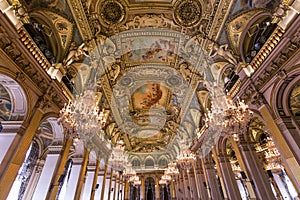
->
[17,0,282,166]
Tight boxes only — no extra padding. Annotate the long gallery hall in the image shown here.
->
[0,0,300,199]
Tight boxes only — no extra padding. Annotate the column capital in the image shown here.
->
[47,145,63,154]
[0,121,23,134]
[71,157,84,165]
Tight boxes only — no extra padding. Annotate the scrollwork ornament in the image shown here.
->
[99,0,126,26]
[174,0,202,27]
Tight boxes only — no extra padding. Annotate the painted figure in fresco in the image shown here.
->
[141,84,163,109]
[142,41,162,61]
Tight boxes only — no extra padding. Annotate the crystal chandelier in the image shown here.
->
[59,87,108,144]
[165,162,179,177]
[264,137,282,171]
[129,175,141,186]
[159,173,172,185]
[58,101,78,140]
[177,140,196,170]
[108,140,128,171]
[230,158,242,178]
[223,97,253,140]
[73,89,100,140]
[123,163,136,178]
[159,179,167,185]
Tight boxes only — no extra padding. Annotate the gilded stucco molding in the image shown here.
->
[206,0,233,47]
[0,16,70,112]
[227,8,271,55]
[234,28,300,106]
[249,26,284,71]
[67,0,93,41]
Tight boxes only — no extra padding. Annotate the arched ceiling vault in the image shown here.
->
[18,0,282,166]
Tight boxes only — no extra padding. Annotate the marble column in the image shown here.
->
[31,146,62,200]
[212,149,228,200]
[75,149,89,199]
[202,158,223,200]
[155,177,160,200]
[95,174,104,199]
[238,137,276,200]
[259,104,300,192]
[218,155,242,200]
[0,102,44,199]
[175,175,182,200]
[141,175,145,200]
[22,159,45,200]
[120,178,124,200]
[113,173,117,200]
[46,137,73,200]
[100,165,108,200]
[124,179,129,200]
[63,158,84,200]
[108,168,114,200]
[179,170,186,199]
[81,165,97,200]
[192,162,200,200]
[170,179,176,200]
[230,137,256,199]
[186,169,193,199]
[117,174,121,200]
[90,160,100,200]
[199,172,209,200]
[195,158,210,200]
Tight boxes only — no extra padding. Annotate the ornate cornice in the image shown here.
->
[233,21,300,105]
[66,0,93,41]
[249,26,284,72]
[0,12,70,111]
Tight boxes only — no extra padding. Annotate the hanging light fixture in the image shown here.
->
[223,97,253,140]
[177,140,196,170]
[123,163,136,178]
[108,140,128,171]
[264,137,282,171]
[129,175,141,186]
[165,162,179,177]
[58,101,78,140]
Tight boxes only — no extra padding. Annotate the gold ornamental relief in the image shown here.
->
[99,0,126,26]
[174,0,202,27]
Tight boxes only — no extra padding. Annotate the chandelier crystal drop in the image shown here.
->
[223,97,253,139]
[177,140,196,170]
[108,140,128,171]
[165,162,179,176]
[264,137,282,171]
[58,101,78,139]
[123,163,136,178]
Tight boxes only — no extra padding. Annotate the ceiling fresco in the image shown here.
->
[16,0,284,168]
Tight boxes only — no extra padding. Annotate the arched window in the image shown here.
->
[132,159,141,167]
[158,158,168,167]
[145,158,154,167]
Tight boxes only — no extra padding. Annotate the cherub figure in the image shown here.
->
[63,42,90,67]
[210,44,238,66]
